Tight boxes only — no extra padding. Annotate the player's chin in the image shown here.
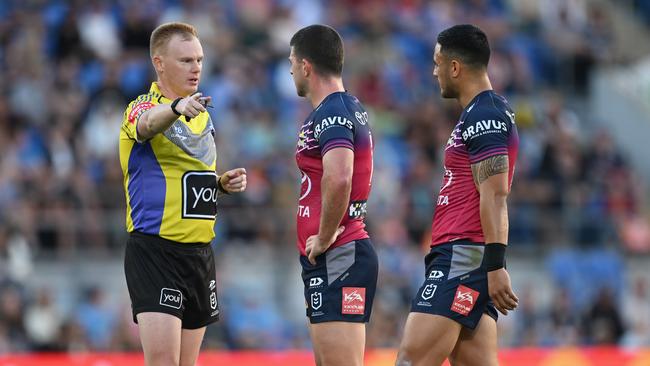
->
[296,88,306,98]
[440,88,456,99]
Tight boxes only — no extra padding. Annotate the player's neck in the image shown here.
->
[458,74,492,109]
[308,77,345,108]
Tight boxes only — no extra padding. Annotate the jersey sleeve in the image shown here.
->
[313,105,355,155]
[121,95,155,142]
[461,107,512,164]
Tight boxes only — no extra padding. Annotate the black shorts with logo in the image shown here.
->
[301,239,378,324]
[124,231,219,329]
[410,240,498,329]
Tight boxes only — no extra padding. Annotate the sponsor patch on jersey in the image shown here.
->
[342,287,366,315]
[314,115,353,139]
[182,171,218,219]
[128,101,154,124]
[348,201,367,219]
[451,285,479,316]
[462,119,507,141]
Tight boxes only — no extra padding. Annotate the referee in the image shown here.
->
[118,22,246,366]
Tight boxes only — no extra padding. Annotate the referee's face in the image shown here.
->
[289,47,308,97]
[160,35,204,97]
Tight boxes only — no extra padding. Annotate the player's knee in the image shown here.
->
[449,352,497,366]
[180,356,198,366]
[318,351,362,366]
[145,349,179,366]
[395,347,414,366]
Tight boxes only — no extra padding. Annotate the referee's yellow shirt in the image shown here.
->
[119,82,218,244]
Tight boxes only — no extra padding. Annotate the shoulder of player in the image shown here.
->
[463,104,510,127]
[313,98,356,123]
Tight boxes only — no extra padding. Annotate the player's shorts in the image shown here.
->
[410,240,498,329]
[301,239,378,324]
[124,231,220,329]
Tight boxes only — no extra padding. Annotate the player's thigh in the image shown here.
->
[396,312,462,366]
[137,312,182,366]
[449,314,498,366]
[180,326,206,366]
[309,321,365,366]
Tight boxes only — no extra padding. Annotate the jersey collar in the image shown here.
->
[150,82,173,104]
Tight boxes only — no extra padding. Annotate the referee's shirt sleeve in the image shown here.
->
[122,96,155,143]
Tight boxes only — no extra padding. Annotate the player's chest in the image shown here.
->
[296,117,320,155]
[443,121,469,168]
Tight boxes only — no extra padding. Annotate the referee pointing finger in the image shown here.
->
[118,22,246,366]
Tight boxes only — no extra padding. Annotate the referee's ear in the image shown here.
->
[152,54,164,74]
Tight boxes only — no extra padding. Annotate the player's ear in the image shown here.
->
[302,59,312,77]
[450,59,461,78]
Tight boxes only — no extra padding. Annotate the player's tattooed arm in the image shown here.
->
[471,154,509,186]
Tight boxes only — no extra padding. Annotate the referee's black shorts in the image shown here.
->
[124,231,219,329]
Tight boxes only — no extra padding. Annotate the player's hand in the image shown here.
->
[487,268,518,315]
[175,92,209,118]
[219,168,247,193]
[306,226,345,265]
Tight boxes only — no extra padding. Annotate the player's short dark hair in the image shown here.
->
[437,24,490,69]
[290,24,344,76]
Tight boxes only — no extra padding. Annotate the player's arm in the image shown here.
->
[471,155,519,315]
[305,148,351,264]
[472,155,509,244]
[137,93,209,140]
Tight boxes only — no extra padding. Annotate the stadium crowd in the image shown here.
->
[1,0,649,352]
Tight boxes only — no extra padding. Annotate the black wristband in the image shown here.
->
[170,97,182,115]
[217,175,230,195]
[484,243,507,272]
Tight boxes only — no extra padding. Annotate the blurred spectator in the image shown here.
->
[0,284,28,351]
[74,286,116,350]
[621,277,650,348]
[24,288,63,351]
[582,287,625,345]
[0,0,647,352]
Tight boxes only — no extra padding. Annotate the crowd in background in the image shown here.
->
[1,0,650,353]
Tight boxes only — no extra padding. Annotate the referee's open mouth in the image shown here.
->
[188,78,199,86]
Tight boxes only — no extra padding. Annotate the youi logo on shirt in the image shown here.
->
[462,119,508,141]
[182,171,218,219]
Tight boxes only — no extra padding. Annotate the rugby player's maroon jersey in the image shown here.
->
[295,92,373,256]
[431,90,519,246]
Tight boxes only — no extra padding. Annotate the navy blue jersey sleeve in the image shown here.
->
[313,103,355,155]
[461,107,513,164]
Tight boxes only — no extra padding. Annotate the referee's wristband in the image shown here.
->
[170,97,182,116]
[484,243,507,272]
[217,175,230,195]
